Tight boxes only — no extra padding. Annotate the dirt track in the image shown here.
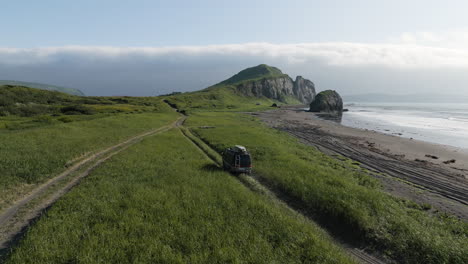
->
[255,108,468,220]
[4,109,459,263]
[0,118,182,253]
[178,121,388,264]
[1,112,386,264]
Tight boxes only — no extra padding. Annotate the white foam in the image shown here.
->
[342,103,468,149]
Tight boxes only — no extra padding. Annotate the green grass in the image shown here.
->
[0,85,172,117]
[163,85,299,114]
[0,85,183,210]
[3,71,466,263]
[185,112,468,264]
[180,126,222,165]
[0,111,178,211]
[5,129,354,264]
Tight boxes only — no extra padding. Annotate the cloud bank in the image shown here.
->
[1,42,468,96]
[2,42,468,68]
[393,30,468,50]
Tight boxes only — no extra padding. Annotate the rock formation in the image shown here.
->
[236,76,294,102]
[309,90,343,113]
[226,64,316,104]
[293,76,316,105]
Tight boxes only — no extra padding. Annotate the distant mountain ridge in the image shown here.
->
[0,80,85,96]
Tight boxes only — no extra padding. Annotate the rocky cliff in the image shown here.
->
[224,65,316,104]
[293,76,316,105]
[309,90,343,113]
[236,76,294,102]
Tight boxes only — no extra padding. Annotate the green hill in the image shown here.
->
[0,85,168,118]
[220,64,288,85]
[163,64,300,112]
[0,80,85,96]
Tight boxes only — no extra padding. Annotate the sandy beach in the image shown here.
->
[254,107,468,219]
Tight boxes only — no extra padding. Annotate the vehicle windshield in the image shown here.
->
[240,155,251,166]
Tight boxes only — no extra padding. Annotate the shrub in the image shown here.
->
[4,122,25,130]
[16,104,51,117]
[58,116,74,123]
[60,105,95,115]
[33,115,54,124]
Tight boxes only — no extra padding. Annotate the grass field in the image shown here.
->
[0,111,178,211]
[0,84,171,119]
[186,112,468,264]
[3,69,466,263]
[5,129,354,264]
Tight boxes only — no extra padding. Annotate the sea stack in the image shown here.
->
[309,90,343,113]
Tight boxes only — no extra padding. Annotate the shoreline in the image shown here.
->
[341,104,468,153]
[254,107,468,219]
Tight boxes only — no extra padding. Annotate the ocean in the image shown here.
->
[339,102,468,150]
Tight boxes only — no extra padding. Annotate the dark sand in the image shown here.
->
[254,107,468,220]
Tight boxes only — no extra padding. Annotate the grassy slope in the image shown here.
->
[0,85,171,119]
[186,112,468,264]
[6,129,354,264]
[0,86,186,210]
[0,81,85,96]
[0,109,179,211]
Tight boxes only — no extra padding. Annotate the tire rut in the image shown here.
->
[176,122,388,264]
[283,127,468,206]
[0,117,182,252]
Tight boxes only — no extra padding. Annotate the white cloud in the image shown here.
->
[1,42,468,69]
[391,30,468,49]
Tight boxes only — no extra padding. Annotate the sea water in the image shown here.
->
[340,102,468,149]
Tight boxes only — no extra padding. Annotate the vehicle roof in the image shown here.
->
[234,145,247,152]
[227,145,250,154]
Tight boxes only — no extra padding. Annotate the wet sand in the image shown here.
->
[254,107,468,219]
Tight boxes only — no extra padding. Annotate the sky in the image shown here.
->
[1,0,468,96]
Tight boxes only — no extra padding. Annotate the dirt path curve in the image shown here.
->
[176,121,388,264]
[0,117,182,252]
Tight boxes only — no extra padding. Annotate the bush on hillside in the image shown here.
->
[33,115,54,124]
[60,105,95,115]
[58,116,74,123]
[15,104,51,117]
